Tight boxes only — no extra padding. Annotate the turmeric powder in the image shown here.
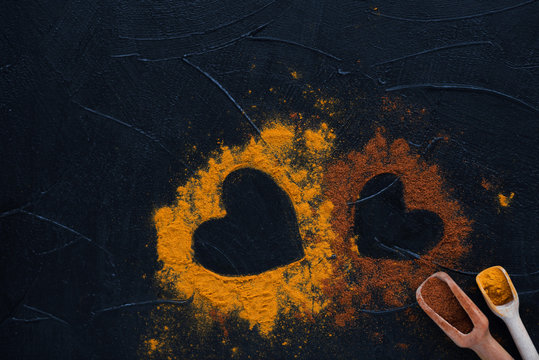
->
[498,192,515,207]
[153,122,336,335]
[477,267,513,306]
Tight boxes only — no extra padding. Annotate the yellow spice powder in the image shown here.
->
[498,192,515,207]
[477,267,513,306]
[145,338,160,354]
[153,122,337,334]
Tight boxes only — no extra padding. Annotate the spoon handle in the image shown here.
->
[470,332,513,360]
[504,315,539,360]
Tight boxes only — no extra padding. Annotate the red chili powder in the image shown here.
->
[321,129,472,326]
[421,277,473,334]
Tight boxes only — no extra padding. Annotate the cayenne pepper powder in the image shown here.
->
[421,277,473,334]
[321,129,472,326]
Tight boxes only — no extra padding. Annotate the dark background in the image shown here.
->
[1,0,538,358]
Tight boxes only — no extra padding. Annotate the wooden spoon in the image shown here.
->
[476,266,539,360]
[417,271,513,360]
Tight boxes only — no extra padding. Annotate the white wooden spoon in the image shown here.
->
[476,266,539,360]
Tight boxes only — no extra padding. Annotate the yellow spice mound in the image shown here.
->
[478,267,513,306]
[154,122,337,334]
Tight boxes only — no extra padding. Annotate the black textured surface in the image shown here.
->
[1,0,538,359]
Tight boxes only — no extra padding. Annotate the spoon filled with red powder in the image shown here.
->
[417,272,513,359]
[421,276,474,334]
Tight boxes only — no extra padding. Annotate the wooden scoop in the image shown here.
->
[417,272,513,360]
[476,266,539,360]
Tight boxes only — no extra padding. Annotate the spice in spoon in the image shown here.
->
[477,267,513,306]
[422,277,474,334]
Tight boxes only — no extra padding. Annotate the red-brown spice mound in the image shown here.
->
[321,130,472,326]
[421,277,473,334]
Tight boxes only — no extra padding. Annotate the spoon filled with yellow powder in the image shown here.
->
[476,266,539,360]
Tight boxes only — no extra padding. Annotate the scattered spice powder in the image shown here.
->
[301,85,342,118]
[379,95,428,123]
[396,343,410,350]
[153,122,336,335]
[322,129,472,325]
[498,192,515,207]
[290,70,301,79]
[421,277,473,334]
[148,120,473,357]
[145,338,161,355]
[477,267,513,306]
[481,178,493,191]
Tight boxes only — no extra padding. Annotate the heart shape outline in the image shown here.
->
[192,167,305,276]
[353,172,444,259]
